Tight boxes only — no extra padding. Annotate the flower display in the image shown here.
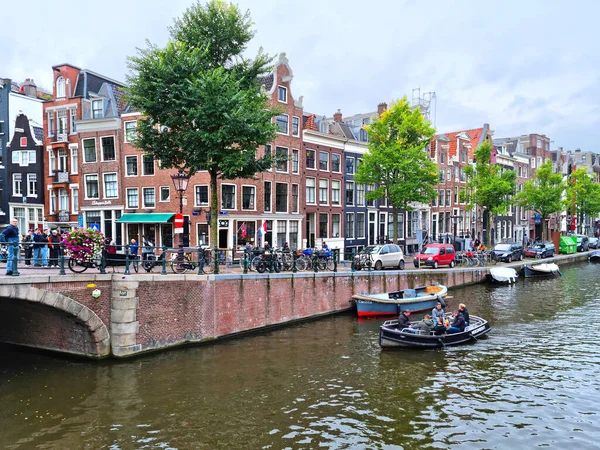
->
[62,228,105,263]
[91,289,101,299]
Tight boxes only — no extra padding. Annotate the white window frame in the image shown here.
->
[345,213,354,239]
[58,188,69,211]
[126,188,139,209]
[159,186,170,202]
[331,154,341,172]
[12,151,19,164]
[85,174,99,199]
[275,114,289,135]
[142,154,155,176]
[346,181,355,206]
[13,173,22,196]
[70,145,78,174]
[72,187,79,213]
[241,185,256,211]
[332,214,341,238]
[306,148,316,170]
[194,185,209,207]
[331,180,341,206]
[292,183,299,213]
[292,149,299,174]
[319,179,329,205]
[92,99,104,119]
[221,183,236,210]
[103,173,118,199]
[100,135,116,162]
[275,182,288,213]
[275,146,289,173]
[292,116,300,137]
[125,155,138,177]
[277,85,287,103]
[319,151,329,171]
[124,120,138,143]
[70,108,77,134]
[27,173,37,197]
[142,187,156,209]
[82,138,97,163]
[56,76,65,98]
[306,177,316,205]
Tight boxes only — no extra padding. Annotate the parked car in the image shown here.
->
[523,242,556,259]
[492,243,523,263]
[353,244,405,270]
[413,243,456,269]
[575,235,590,252]
[588,237,599,249]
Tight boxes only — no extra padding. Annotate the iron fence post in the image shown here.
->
[124,244,131,275]
[243,252,248,274]
[214,248,219,274]
[161,245,167,275]
[59,242,66,275]
[197,247,204,275]
[292,252,297,273]
[333,248,338,273]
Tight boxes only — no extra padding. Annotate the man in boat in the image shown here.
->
[397,309,413,331]
[412,314,434,334]
[459,303,470,326]
[446,310,466,334]
[432,301,445,324]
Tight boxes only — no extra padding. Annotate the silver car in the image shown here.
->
[353,244,405,270]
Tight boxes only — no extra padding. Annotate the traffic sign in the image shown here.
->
[90,223,100,232]
[174,213,184,228]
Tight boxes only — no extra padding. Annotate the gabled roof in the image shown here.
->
[73,69,124,99]
[432,127,485,160]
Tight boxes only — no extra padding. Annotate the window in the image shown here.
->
[56,76,65,98]
[48,150,55,175]
[332,154,341,172]
[537,157,542,167]
[27,173,37,196]
[127,188,139,208]
[59,188,69,211]
[454,187,458,204]
[461,151,467,163]
[276,183,288,212]
[439,189,445,206]
[49,190,56,213]
[101,136,115,161]
[13,173,22,195]
[195,185,209,206]
[70,147,78,174]
[446,189,451,206]
[142,155,155,175]
[319,152,329,171]
[58,149,68,172]
[292,116,300,136]
[242,186,255,210]
[292,184,299,213]
[277,221,287,248]
[446,168,451,181]
[124,121,137,142]
[221,184,235,209]
[440,151,445,163]
[83,139,96,163]
[264,181,272,211]
[160,186,170,202]
[306,178,316,204]
[72,188,79,213]
[319,213,328,238]
[332,214,340,238]
[306,149,316,169]
[439,170,445,184]
[276,114,288,134]
[292,149,299,173]
[276,146,288,172]
[331,180,341,205]
[319,179,328,205]
[103,173,118,198]
[12,151,19,164]
[92,99,104,119]
[143,187,155,208]
[432,190,437,206]
[345,157,355,174]
[264,144,272,158]
[70,108,76,133]
[356,184,365,206]
[319,121,329,133]
[523,167,528,178]
[47,112,55,137]
[537,138,542,148]
[277,86,287,103]
[126,156,138,176]
[85,174,99,199]
[345,213,354,238]
[357,213,365,238]
[454,166,459,181]
[289,221,299,250]
[366,185,374,207]
[346,181,354,205]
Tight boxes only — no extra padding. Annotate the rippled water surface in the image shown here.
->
[2,263,600,449]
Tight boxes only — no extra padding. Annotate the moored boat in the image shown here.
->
[487,267,518,284]
[379,314,491,349]
[523,263,561,278]
[589,250,600,262]
[352,285,447,317]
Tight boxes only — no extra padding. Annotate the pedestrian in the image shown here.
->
[48,230,61,267]
[23,230,34,266]
[32,229,43,266]
[0,218,20,275]
[40,229,50,267]
[264,241,271,251]
[130,239,139,257]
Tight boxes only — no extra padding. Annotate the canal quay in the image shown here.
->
[1,256,599,449]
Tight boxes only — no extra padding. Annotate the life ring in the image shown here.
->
[437,295,446,308]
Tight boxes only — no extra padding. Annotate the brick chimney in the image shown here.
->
[377,102,387,116]
[333,109,342,122]
[22,78,37,98]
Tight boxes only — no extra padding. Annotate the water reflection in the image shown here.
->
[1,262,600,449]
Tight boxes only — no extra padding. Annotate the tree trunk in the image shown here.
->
[392,206,399,246]
[483,209,491,248]
[541,216,547,242]
[210,169,219,274]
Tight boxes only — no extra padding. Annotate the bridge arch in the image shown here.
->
[0,284,111,358]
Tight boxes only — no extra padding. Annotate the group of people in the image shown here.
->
[397,301,470,335]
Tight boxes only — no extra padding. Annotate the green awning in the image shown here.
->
[116,213,175,224]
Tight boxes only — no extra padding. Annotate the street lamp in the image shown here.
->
[171,169,190,263]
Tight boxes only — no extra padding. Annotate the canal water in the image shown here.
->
[1,262,599,449]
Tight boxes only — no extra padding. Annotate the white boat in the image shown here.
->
[488,267,518,283]
[523,263,561,278]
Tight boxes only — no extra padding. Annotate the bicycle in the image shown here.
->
[170,249,215,274]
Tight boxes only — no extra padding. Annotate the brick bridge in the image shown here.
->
[0,269,490,358]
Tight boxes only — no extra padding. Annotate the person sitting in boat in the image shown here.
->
[412,314,434,335]
[446,310,466,334]
[397,309,413,331]
[433,317,447,335]
[432,301,445,324]
[459,303,470,326]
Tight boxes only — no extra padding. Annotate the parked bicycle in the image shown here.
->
[170,248,215,274]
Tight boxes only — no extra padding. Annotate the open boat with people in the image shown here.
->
[352,285,447,317]
[589,250,600,262]
[487,267,518,284]
[379,315,490,349]
[523,263,561,278]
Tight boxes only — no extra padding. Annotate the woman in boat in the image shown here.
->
[432,301,445,324]
[446,310,466,334]
[459,303,470,326]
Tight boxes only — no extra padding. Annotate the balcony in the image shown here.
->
[53,171,71,184]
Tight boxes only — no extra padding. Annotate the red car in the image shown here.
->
[413,244,456,269]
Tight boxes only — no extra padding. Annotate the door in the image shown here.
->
[218,229,228,249]
[368,213,375,245]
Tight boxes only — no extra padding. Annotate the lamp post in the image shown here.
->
[171,169,190,264]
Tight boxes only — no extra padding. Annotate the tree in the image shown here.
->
[126,0,278,260]
[515,160,565,242]
[461,142,516,248]
[354,97,438,244]
[567,168,600,234]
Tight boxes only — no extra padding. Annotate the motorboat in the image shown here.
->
[523,263,561,278]
[352,285,447,317]
[589,250,600,262]
[487,267,518,283]
[379,314,491,349]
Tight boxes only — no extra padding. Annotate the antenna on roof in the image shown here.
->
[412,88,437,127]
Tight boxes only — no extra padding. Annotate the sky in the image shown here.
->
[2,0,599,151]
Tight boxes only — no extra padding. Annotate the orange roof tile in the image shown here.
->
[434,127,484,160]
[304,114,318,131]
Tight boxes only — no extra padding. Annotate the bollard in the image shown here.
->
[243,252,248,274]
[161,245,167,275]
[59,242,66,275]
[124,244,131,275]
[292,252,297,274]
[333,248,338,273]
[214,248,219,274]
[197,247,204,275]
[314,254,319,273]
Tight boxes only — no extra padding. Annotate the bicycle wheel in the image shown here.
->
[68,257,89,273]
[202,251,215,274]
[132,256,139,273]
[171,254,191,274]
[250,256,262,271]
[295,256,307,271]
[326,257,335,271]
[488,255,498,266]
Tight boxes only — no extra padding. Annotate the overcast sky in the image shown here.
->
[2,0,598,150]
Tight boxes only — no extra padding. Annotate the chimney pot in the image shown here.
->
[333,109,342,122]
[377,102,388,115]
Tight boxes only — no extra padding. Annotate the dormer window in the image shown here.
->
[92,99,104,119]
[277,86,287,103]
[56,77,66,98]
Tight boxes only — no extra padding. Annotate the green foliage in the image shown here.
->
[567,168,600,230]
[354,97,438,242]
[515,160,565,241]
[461,142,516,246]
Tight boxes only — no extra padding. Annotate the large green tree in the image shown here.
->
[515,160,565,242]
[354,97,438,244]
[126,0,278,261]
[461,142,516,247]
[567,168,600,234]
